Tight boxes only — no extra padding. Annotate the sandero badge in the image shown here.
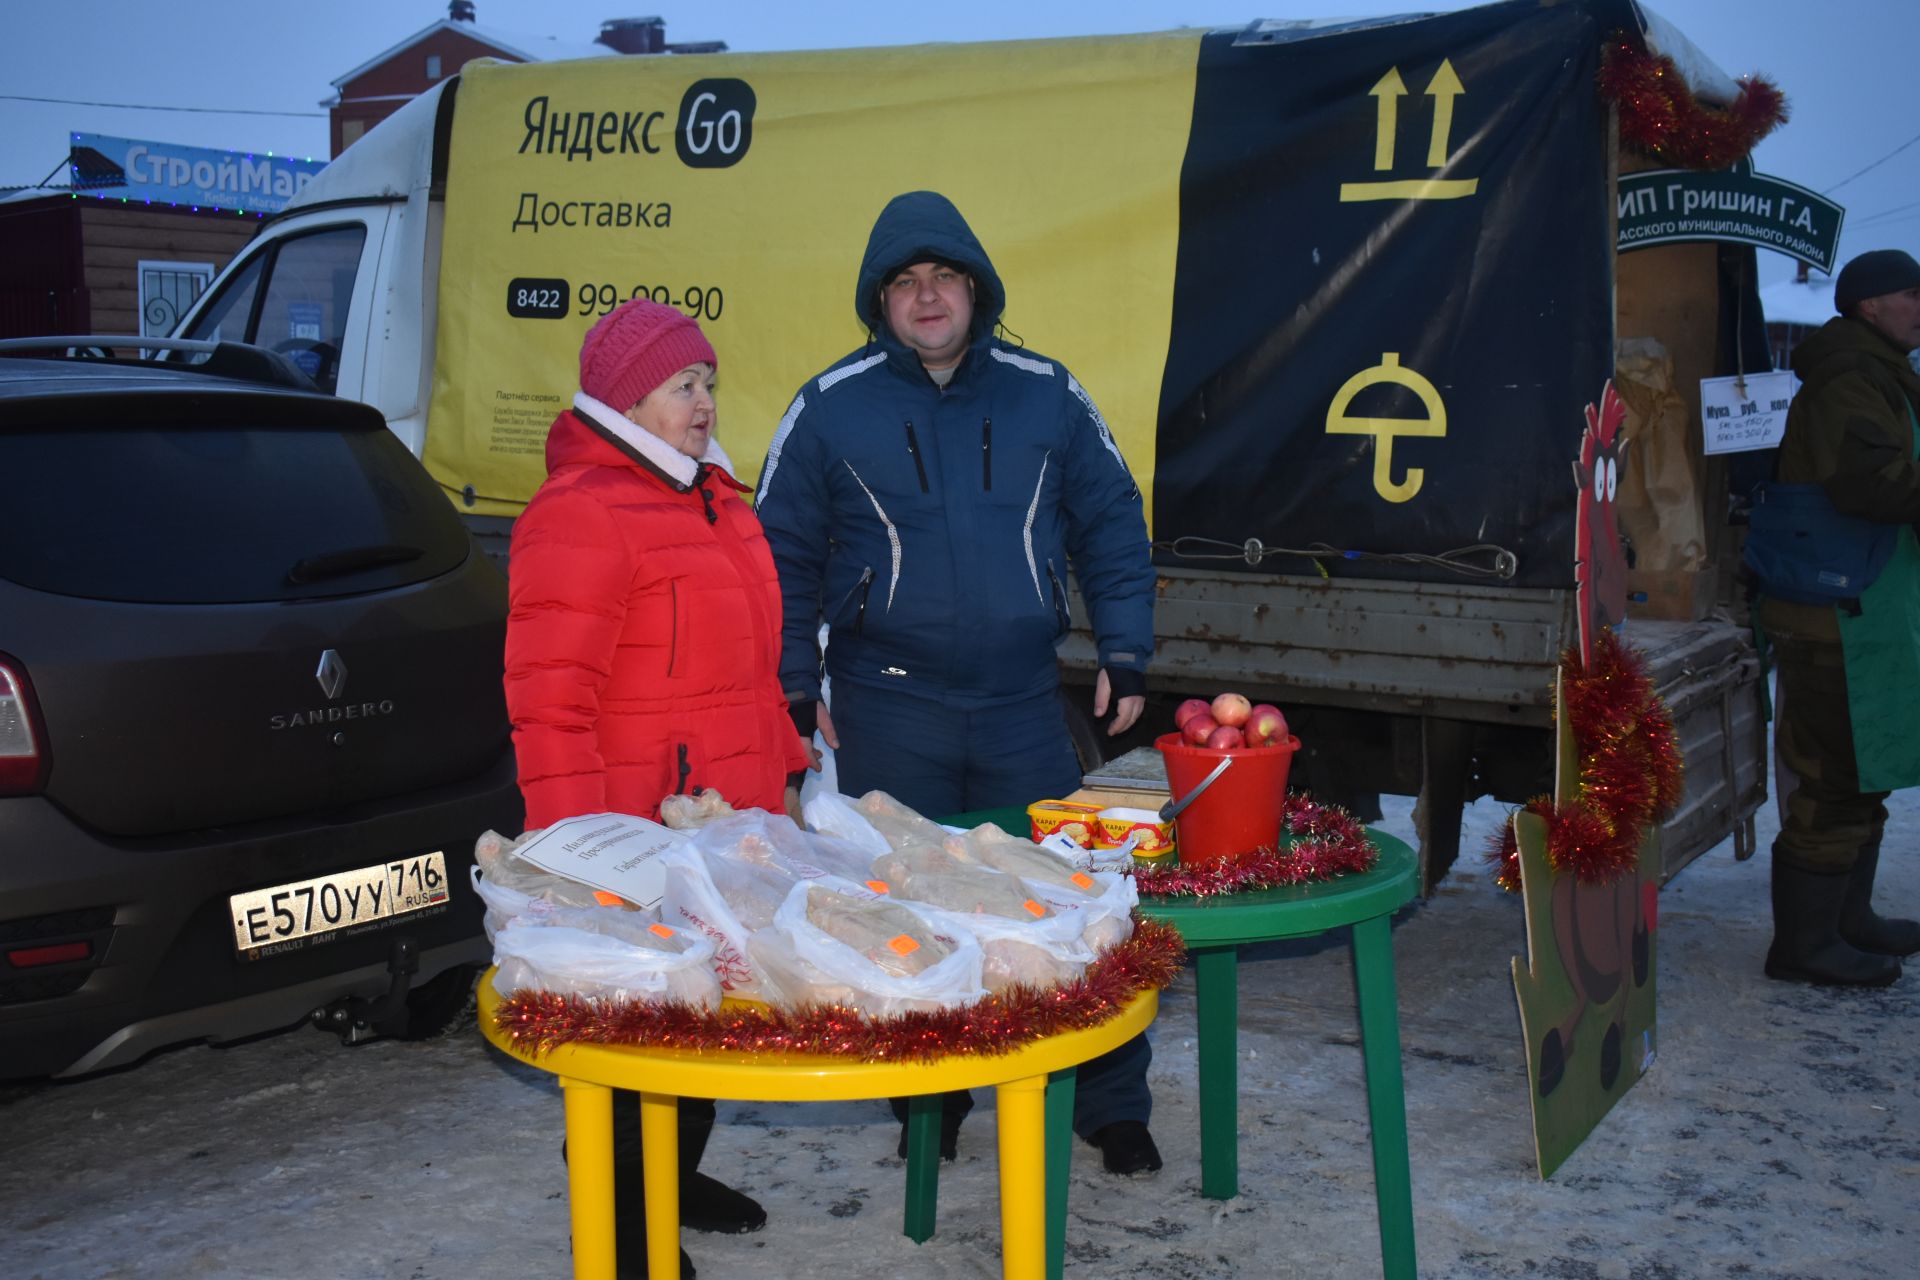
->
[316,648,347,699]
[676,79,755,168]
[271,649,395,731]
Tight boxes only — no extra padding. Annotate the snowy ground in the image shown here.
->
[4,789,1915,1280]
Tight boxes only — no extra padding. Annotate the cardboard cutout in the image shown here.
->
[1573,380,1630,668]
[1510,670,1661,1178]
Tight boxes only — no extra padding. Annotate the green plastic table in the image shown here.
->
[909,811,1417,1279]
[1139,831,1419,1280]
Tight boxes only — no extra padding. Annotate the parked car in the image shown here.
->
[0,339,522,1079]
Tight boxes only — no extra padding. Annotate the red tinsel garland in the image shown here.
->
[1598,36,1787,170]
[491,916,1186,1061]
[1132,792,1376,898]
[1489,629,1684,892]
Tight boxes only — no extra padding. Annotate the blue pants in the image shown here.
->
[833,679,1152,1136]
[832,678,1084,815]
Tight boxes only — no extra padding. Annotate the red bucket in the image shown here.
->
[1155,732,1300,866]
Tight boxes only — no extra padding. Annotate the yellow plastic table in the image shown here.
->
[478,971,1159,1280]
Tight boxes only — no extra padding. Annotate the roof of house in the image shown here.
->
[329,17,612,90]
[1760,275,1838,327]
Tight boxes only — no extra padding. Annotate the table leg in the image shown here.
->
[638,1092,682,1280]
[1194,944,1240,1200]
[560,1079,617,1280]
[994,1073,1048,1280]
[1352,914,1417,1280]
[902,1093,942,1243]
[1044,1067,1078,1280]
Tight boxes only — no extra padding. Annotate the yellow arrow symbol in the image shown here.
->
[1425,59,1465,168]
[1370,67,1408,172]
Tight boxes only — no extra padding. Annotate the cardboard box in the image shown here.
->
[1626,567,1715,622]
[1065,785,1168,811]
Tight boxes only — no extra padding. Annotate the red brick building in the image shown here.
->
[324,5,725,157]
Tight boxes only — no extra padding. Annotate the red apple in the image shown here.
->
[1210,692,1252,728]
[1182,714,1218,746]
[1245,704,1289,747]
[1204,724,1244,750]
[1174,698,1212,730]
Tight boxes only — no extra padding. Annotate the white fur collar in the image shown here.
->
[573,391,735,488]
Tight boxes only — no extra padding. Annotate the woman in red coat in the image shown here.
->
[505,298,809,1275]
[507,299,810,828]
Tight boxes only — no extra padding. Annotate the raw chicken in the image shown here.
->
[853,790,953,851]
[805,884,953,978]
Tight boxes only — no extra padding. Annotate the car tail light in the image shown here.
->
[0,906,113,1007]
[0,654,48,795]
[7,940,91,968]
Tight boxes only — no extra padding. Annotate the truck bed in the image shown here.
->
[1066,571,1765,888]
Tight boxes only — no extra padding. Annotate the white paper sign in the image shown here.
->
[509,813,686,910]
[1700,370,1798,455]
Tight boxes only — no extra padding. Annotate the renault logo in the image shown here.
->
[315,650,348,701]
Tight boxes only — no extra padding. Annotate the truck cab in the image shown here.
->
[176,83,453,464]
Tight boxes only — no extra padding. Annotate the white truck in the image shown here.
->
[175,3,1769,888]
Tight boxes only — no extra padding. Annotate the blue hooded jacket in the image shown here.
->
[756,191,1154,709]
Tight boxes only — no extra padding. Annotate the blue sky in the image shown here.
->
[4,1,1915,285]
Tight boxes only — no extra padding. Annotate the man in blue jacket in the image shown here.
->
[757,190,1161,1174]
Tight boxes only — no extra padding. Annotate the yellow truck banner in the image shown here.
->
[428,4,1622,590]
[426,34,1200,519]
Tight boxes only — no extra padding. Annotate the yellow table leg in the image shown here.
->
[561,1078,617,1280]
[995,1074,1048,1280]
[639,1092,682,1280]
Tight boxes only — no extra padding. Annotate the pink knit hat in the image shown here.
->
[578,298,717,412]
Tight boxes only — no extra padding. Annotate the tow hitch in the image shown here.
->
[311,935,419,1044]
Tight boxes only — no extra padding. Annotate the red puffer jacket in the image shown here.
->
[505,405,810,829]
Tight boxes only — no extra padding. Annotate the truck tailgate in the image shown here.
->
[1631,619,1767,880]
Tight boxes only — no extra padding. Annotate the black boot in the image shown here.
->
[674,1103,766,1235]
[1087,1120,1163,1176]
[600,1096,765,1239]
[1839,840,1920,957]
[893,1090,972,1161]
[1765,860,1902,987]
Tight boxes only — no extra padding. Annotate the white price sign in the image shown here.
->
[509,812,686,910]
[1700,370,1798,455]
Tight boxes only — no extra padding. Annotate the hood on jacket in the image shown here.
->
[1792,315,1920,391]
[854,191,1006,348]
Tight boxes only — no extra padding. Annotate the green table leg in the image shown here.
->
[1044,1067,1078,1280]
[1352,913,1417,1280]
[1194,944,1240,1200]
[902,1093,942,1243]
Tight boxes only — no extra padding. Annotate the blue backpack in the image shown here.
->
[1743,482,1897,607]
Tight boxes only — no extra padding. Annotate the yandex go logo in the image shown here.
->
[675,79,756,168]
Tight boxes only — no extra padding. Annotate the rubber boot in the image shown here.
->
[1839,840,1920,957]
[1765,860,1902,987]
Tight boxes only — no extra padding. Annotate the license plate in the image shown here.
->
[229,852,451,958]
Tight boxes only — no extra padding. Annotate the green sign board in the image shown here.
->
[1617,158,1844,272]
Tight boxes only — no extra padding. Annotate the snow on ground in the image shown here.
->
[3,788,1915,1279]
